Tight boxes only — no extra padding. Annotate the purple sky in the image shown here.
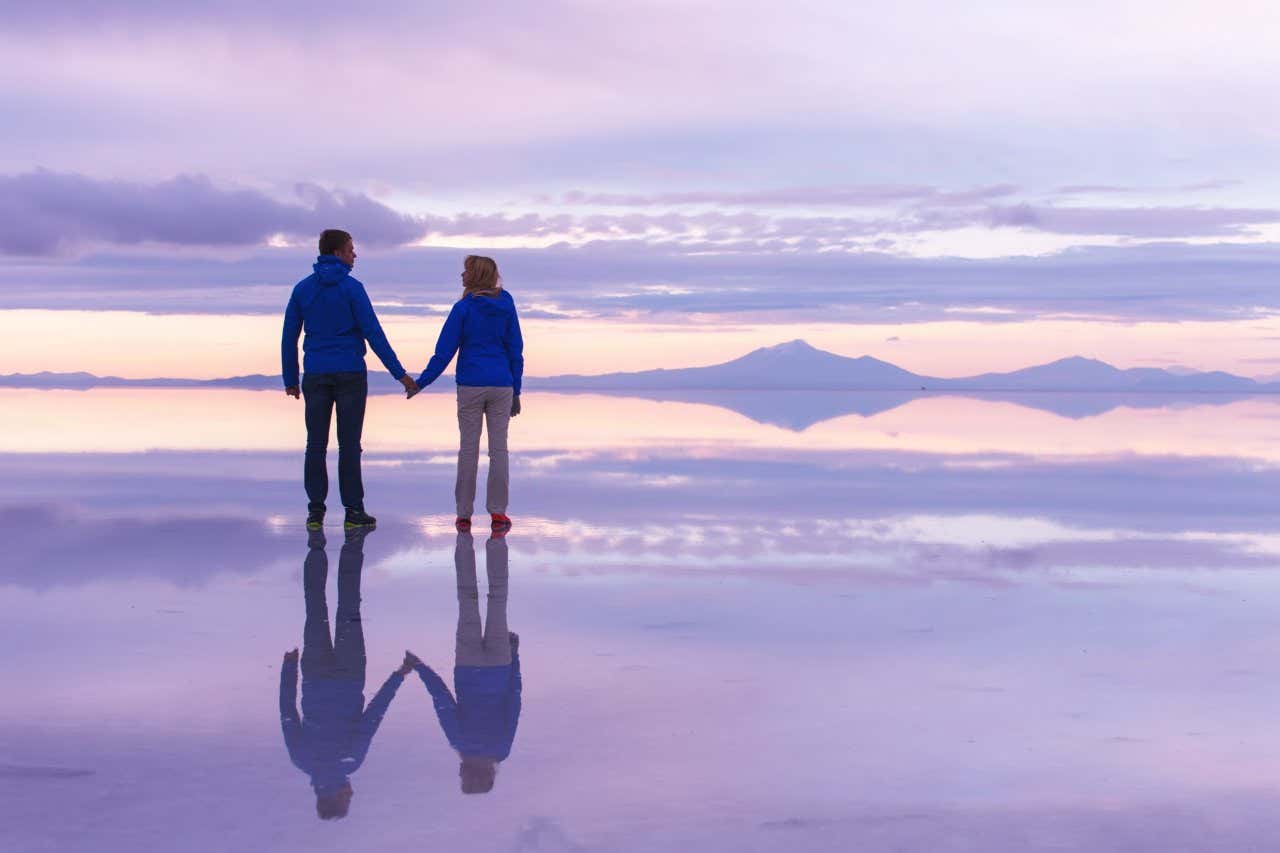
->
[2,1,1279,327]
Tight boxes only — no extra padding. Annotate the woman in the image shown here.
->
[409,255,523,531]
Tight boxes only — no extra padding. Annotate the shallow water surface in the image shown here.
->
[4,390,1280,851]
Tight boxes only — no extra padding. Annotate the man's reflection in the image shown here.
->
[280,528,411,819]
[409,530,522,794]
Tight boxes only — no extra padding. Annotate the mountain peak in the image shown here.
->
[761,339,819,353]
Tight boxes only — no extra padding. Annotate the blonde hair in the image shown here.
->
[462,255,501,296]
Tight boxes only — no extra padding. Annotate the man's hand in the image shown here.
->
[510,394,521,417]
[285,386,300,399]
[398,650,422,675]
[401,375,419,399]
[284,648,299,665]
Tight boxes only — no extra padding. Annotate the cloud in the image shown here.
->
[418,202,1280,246]
[982,204,1280,238]
[4,0,1280,203]
[558,184,1021,208]
[5,240,1280,323]
[0,170,426,256]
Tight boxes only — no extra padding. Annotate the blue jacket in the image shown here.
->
[280,661,405,796]
[281,256,407,387]
[415,290,524,394]
[414,656,522,761]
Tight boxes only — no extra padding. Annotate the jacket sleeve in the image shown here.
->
[415,663,462,751]
[350,671,405,766]
[498,650,522,760]
[279,655,307,771]
[505,297,524,396]
[416,302,465,389]
[281,290,303,388]
[348,279,406,380]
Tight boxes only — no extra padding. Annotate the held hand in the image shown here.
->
[399,650,422,675]
[285,386,300,399]
[401,375,420,399]
[510,394,521,417]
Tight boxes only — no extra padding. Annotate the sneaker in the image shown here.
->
[307,529,327,550]
[306,511,325,531]
[490,513,512,530]
[344,509,377,530]
[455,516,472,531]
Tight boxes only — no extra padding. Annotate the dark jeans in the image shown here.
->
[302,371,368,513]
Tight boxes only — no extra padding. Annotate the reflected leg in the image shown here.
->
[302,375,336,514]
[301,536,335,679]
[482,534,512,666]
[333,531,367,685]
[454,531,485,666]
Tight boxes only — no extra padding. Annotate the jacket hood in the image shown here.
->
[467,288,513,318]
[313,255,352,286]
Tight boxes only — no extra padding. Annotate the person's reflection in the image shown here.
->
[280,528,411,819]
[408,530,522,794]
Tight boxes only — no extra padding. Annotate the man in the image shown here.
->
[282,229,417,530]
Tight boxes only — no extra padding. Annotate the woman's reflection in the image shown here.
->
[408,530,522,794]
[279,528,412,819]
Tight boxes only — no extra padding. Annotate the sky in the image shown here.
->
[2,0,1279,376]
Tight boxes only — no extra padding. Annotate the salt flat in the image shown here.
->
[3,389,1279,852]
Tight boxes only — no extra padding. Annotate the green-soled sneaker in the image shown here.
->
[343,509,377,530]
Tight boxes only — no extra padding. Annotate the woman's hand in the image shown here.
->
[398,650,421,675]
[510,394,521,417]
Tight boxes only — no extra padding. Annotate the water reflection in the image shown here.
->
[409,531,522,795]
[279,528,410,819]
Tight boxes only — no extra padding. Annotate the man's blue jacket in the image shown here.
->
[281,255,406,387]
[279,661,405,796]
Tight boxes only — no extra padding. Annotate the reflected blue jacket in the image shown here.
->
[414,655,522,760]
[415,290,524,394]
[279,660,405,795]
[281,256,407,387]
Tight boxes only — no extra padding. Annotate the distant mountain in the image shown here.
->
[944,356,1264,393]
[535,340,928,391]
[529,340,1279,394]
[0,372,408,392]
[7,343,1278,396]
[5,342,1278,433]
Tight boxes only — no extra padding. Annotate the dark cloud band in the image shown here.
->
[0,170,425,256]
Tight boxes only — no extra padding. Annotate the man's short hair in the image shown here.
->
[318,229,353,256]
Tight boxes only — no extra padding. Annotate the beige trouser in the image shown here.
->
[456,386,513,517]
[454,531,511,667]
